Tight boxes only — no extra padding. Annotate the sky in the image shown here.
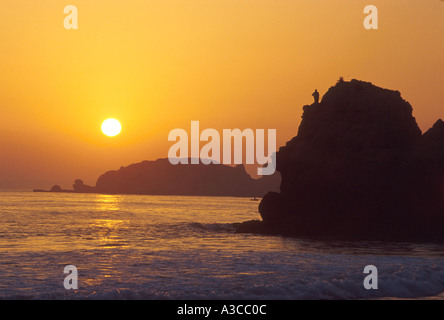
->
[0,0,443,189]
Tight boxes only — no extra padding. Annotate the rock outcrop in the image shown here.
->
[237,79,444,241]
[73,179,96,193]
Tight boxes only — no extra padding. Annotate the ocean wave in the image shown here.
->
[1,250,444,300]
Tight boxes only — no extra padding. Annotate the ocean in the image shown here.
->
[0,192,444,300]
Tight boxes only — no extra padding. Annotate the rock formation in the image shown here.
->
[237,79,444,241]
[73,179,95,193]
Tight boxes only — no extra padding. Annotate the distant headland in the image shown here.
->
[236,79,444,242]
[34,158,281,198]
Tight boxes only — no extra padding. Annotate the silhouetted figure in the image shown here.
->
[312,89,319,104]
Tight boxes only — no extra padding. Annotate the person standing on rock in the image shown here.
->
[312,89,320,104]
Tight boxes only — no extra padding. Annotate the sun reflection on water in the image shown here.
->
[92,195,130,249]
[95,194,123,212]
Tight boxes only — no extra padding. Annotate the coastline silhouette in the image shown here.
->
[33,79,444,241]
[35,158,280,198]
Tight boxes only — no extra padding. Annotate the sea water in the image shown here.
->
[0,192,443,300]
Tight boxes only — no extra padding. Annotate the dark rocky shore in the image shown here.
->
[237,79,444,241]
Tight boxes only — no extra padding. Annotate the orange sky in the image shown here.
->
[0,0,443,189]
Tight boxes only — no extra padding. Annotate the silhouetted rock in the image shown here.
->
[73,179,95,193]
[50,185,62,192]
[94,158,280,197]
[237,79,444,241]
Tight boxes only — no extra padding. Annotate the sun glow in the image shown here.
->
[101,119,122,137]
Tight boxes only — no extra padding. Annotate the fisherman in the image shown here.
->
[312,89,320,104]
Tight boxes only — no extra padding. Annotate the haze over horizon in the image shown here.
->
[0,0,443,190]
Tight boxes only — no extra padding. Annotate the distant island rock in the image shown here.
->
[35,158,281,198]
[236,79,444,241]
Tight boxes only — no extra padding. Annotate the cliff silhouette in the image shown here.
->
[36,158,280,197]
[237,79,444,241]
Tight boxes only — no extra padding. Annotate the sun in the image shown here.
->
[101,118,121,137]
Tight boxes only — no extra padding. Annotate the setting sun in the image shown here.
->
[101,119,122,137]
